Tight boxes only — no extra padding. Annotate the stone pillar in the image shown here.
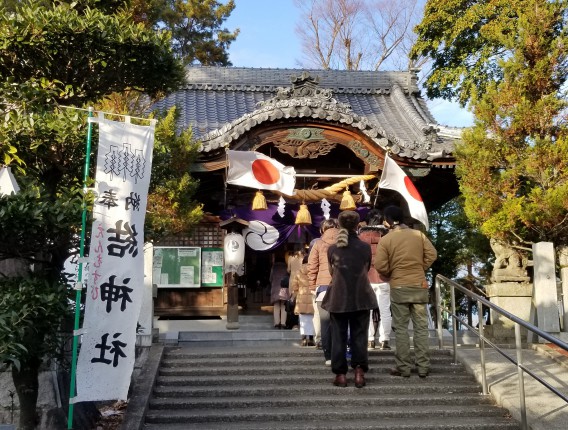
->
[559,247,568,333]
[137,243,154,347]
[486,282,533,343]
[0,258,28,277]
[532,242,560,333]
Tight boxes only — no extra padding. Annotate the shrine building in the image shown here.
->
[151,66,463,317]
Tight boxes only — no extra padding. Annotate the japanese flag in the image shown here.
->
[379,154,429,230]
[226,150,296,196]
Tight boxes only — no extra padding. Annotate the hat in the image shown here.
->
[338,210,360,231]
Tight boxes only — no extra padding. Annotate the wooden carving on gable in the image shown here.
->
[274,127,336,159]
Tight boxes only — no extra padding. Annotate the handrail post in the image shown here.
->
[450,284,458,364]
[478,300,488,395]
[434,273,568,421]
[436,277,443,349]
[515,323,528,429]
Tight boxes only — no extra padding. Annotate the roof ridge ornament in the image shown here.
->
[257,71,352,112]
[290,71,323,97]
[291,70,319,85]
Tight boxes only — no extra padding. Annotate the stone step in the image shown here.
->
[158,363,468,376]
[159,358,457,371]
[149,393,496,409]
[176,328,439,338]
[161,347,452,360]
[144,404,512,424]
[172,315,439,345]
[142,416,519,430]
[152,382,483,398]
[142,342,519,430]
[155,371,475,386]
[175,335,439,348]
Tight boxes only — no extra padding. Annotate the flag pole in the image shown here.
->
[374,152,390,207]
[67,106,94,429]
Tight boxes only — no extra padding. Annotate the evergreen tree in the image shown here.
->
[428,197,492,328]
[95,94,204,240]
[0,1,190,427]
[129,0,239,65]
[412,0,568,247]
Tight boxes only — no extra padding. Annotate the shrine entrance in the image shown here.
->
[238,228,316,315]
[152,67,461,318]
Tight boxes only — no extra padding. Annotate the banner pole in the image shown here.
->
[67,106,95,429]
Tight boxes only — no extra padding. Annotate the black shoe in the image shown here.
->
[307,336,315,346]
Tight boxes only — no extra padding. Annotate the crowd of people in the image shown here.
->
[273,205,437,388]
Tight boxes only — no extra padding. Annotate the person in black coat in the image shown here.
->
[322,210,379,388]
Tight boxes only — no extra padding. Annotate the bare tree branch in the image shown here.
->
[295,0,365,70]
[295,0,425,71]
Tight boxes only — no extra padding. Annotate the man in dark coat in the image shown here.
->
[322,211,378,388]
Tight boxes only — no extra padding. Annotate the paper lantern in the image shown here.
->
[224,233,245,273]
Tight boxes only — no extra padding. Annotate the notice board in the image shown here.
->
[153,246,201,288]
[201,247,224,287]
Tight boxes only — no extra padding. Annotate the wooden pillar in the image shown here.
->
[226,272,239,330]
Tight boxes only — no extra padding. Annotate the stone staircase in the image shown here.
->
[141,340,520,429]
[173,314,446,348]
[176,315,300,348]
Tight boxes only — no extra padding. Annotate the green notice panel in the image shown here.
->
[153,247,202,288]
[201,248,224,287]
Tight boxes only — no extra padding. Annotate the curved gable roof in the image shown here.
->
[154,66,462,161]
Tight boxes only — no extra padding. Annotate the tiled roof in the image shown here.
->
[153,66,461,161]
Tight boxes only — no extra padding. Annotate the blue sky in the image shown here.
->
[224,0,473,128]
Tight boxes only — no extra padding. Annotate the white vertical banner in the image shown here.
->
[74,117,155,402]
[0,166,20,195]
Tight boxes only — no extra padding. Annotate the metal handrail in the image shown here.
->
[435,274,568,430]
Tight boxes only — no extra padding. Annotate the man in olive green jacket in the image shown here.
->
[374,206,437,378]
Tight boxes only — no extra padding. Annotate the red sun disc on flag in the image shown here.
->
[404,177,423,201]
[252,159,281,185]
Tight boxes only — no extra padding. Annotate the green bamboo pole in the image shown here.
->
[67,106,94,429]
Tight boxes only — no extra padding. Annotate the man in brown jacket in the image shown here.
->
[375,206,437,378]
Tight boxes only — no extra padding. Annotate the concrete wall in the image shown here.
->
[0,367,62,429]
